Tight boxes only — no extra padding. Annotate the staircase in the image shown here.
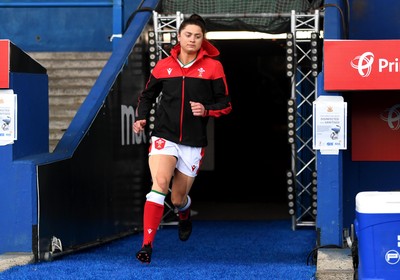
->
[28,52,111,152]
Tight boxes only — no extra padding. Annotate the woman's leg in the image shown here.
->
[171,169,195,207]
[171,170,195,241]
[137,154,176,263]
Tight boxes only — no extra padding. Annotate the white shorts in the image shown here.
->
[149,136,205,177]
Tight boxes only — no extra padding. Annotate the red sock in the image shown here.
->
[142,201,164,247]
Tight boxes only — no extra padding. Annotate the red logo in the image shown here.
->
[154,138,166,150]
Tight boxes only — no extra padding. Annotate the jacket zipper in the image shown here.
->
[179,76,185,142]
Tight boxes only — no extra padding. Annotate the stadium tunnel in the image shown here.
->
[141,1,323,214]
[191,38,291,205]
[123,11,306,217]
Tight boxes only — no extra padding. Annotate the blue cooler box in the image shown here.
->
[355,191,400,280]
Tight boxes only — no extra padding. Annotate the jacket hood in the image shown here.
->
[170,39,220,60]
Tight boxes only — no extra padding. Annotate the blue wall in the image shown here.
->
[349,0,400,40]
[0,0,143,51]
[0,53,48,253]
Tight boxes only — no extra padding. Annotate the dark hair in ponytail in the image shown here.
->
[178,13,206,34]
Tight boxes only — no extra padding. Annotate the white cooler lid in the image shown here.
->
[356,191,400,213]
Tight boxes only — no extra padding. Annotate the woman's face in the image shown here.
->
[178,24,203,55]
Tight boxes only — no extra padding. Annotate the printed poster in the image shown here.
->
[313,96,347,154]
[0,89,17,146]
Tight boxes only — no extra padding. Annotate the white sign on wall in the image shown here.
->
[313,96,347,155]
[0,89,17,146]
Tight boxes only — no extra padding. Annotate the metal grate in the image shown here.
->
[286,10,321,229]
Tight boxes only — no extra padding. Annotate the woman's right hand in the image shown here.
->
[133,119,147,134]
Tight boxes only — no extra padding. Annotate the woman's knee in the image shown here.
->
[171,194,186,208]
[154,176,171,192]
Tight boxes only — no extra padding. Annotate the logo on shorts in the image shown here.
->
[154,138,166,150]
[191,165,196,171]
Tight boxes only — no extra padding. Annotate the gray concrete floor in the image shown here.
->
[0,253,34,272]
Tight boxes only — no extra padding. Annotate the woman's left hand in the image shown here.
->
[190,101,205,116]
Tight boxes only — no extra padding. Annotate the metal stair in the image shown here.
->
[28,52,111,152]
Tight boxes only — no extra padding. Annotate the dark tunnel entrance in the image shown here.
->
[190,39,291,218]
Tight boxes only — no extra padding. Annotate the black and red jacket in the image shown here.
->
[136,39,232,147]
